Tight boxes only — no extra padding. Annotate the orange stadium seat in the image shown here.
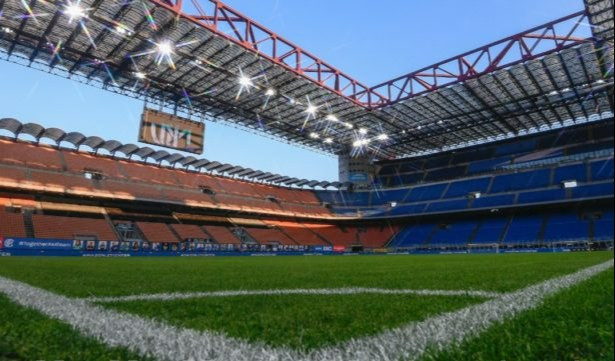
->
[171,224,211,241]
[357,226,399,248]
[0,138,332,218]
[0,208,27,237]
[118,161,179,186]
[244,227,296,245]
[202,225,241,244]
[308,224,358,247]
[264,221,329,246]
[31,214,118,240]
[63,151,126,179]
[0,139,64,170]
[136,222,179,243]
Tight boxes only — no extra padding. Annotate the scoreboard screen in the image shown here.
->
[139,108,205,154]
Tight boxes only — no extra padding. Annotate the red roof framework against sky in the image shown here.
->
[0,0,612,158]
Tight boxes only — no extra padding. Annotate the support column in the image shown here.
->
[338,148,375,188]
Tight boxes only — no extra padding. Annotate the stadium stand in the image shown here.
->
[243,227,296,245]
[264,221,329,246]
[31,214,118,241]
[201,225,241,244]
[0,208,27,238]
[543,212,590,243]
[0,119,613,253]
[502,215,545,245]
[136,222,179,243]
[171,224,211,241]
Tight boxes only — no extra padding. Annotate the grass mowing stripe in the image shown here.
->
[0,294,150,361]
[86,287,503,302]
[0,253,611,297]
[0,259,611,361]
[423,268,614,361]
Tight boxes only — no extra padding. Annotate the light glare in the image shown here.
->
[64,2,86,21]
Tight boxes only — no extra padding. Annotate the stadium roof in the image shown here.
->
[0,0,613,159]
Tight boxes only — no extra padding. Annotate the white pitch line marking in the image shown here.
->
[0,259,612,361]
[83,287,504,303]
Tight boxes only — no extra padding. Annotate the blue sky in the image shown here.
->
[0,0,584,180]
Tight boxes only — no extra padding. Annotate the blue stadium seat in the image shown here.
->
[571,182,614,199]
[495,139,536,156]
[430,221,478,245]
[426,199,469,212]
[490,169,551,193]
[388,223,435,247]
[443,177,491,198]
[553,163,587,183]
[451,148,494,164]
[424,165,466,181]
[517,189,567,204]
[543,213,589,242]
[472,218,508,243]
[594,210,614,241]
[389,203,427,216]
[503,215,544,244]
[406,183,447,202]
[371,188,410,206]
[590,159,614,180]
[467,156,511,174]
[339,192,371,206]
[472,194,515,208]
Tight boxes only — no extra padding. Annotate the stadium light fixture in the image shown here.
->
[323,137,333,144]
[353,139,370,147]
[239,75,253,87]
[265,88,276,97]
[469,191,481,199]
[309,132,320,139]
[344,122,354,129]
[325,114,338,122]
[377,133,388,141]
[64,1,87,22]
[305,104,318,115]
[562,180,578,188]
[358,128,368,135]
[134,72,147,80]
[156,40,174,57]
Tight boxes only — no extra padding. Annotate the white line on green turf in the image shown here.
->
[83,287,504,303]
[0,259,612,361]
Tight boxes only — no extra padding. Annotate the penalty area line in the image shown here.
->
[0,259,611,361]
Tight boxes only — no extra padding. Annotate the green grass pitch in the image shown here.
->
[0,252,613,360]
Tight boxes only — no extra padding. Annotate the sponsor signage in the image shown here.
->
[2,238,73,250]
[349,172,368,182]
[139,108,205,154]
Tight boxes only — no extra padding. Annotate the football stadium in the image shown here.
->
[0,0,613,359]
